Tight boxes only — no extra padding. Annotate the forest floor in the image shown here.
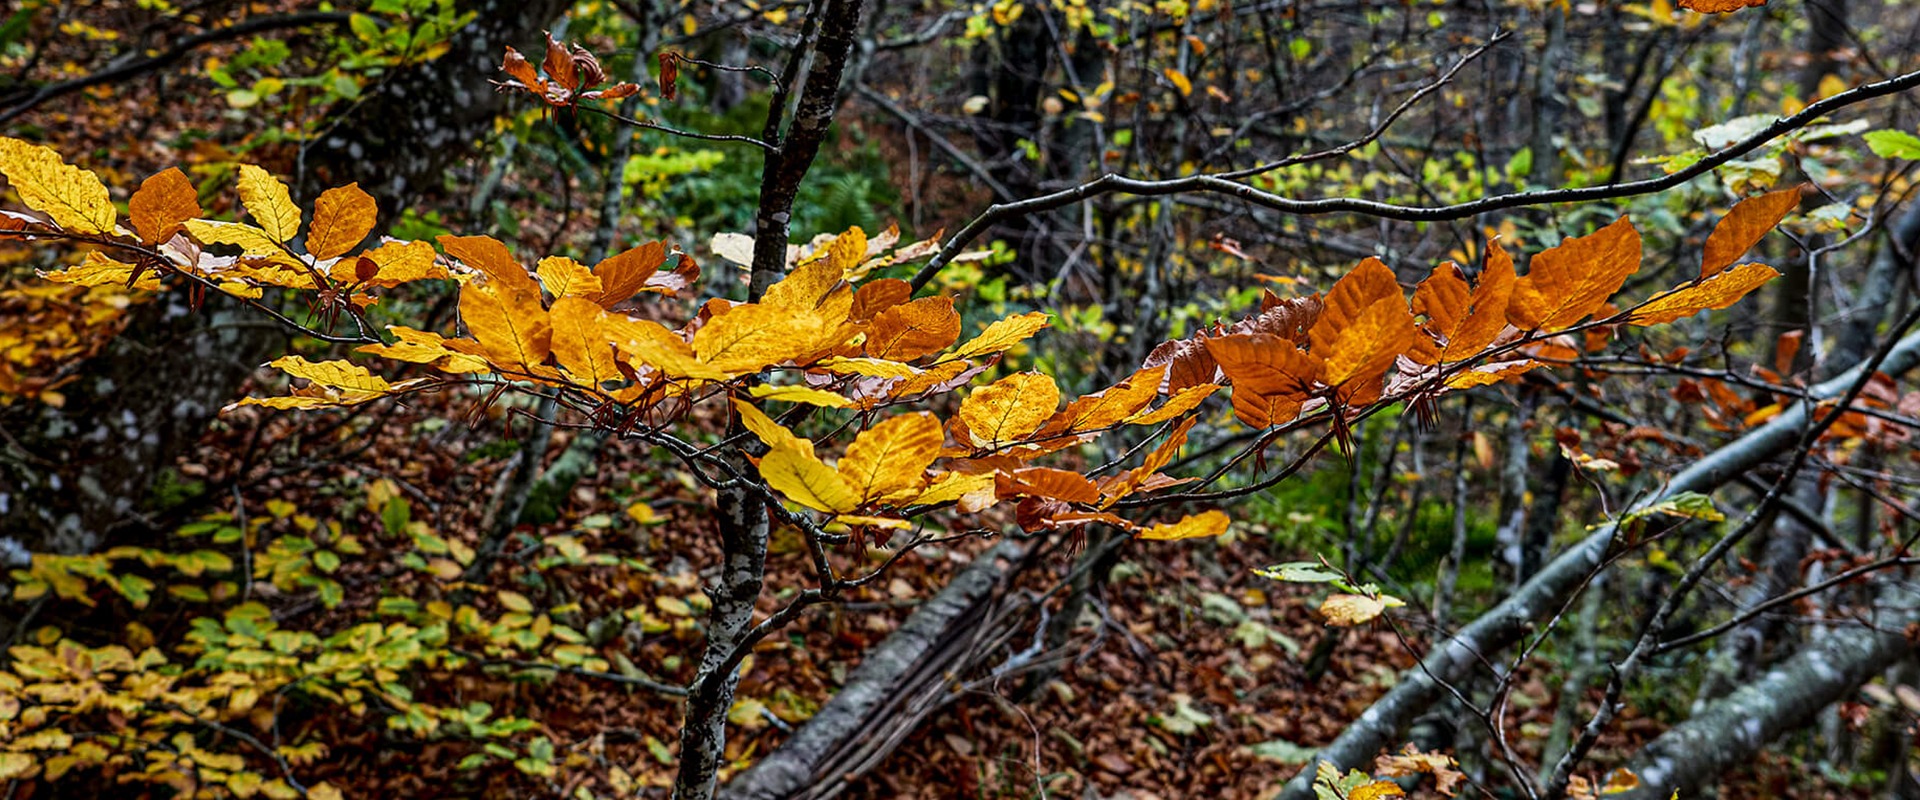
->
[154,382,1872,800]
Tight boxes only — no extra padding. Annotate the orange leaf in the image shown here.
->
[1509,216,1641,331]
[1629,263,1781,326]
[1228,387,1304,428]
[460,281,551,372]
[1204,333,1321,397]
[1414,243,1516,363]
[440,234,541,301]
[549,297,621,385]
[587,240,666,307]
[1126,383,1220,425]
[1678,0,1765,11]
[1000,467,1101,504]
[330,239,445,287]
[1701,186,1799,278]
[537,256,602,299]
[1322,298,1415,387]
[128,167,200,244]
[837,412,945,504]
[1051,366,1164,432]
[1308,257,1402,355]
[850,278,912,322]
[867,296,961,361]
[306,183,377,260]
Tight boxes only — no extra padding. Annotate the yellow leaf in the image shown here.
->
[268,355,391,393]
[538,255,603,298]
[307,183,376,260]
[460,281,551,372]
[357,326,490,373]
[1348,781,1407,800]
[549,297,621,386]
[183,219,301,266]
[959,372,1058,446]
[606,315,726,381]
[693,302,828,373]
[835,514,912,530]
[913,471,997,510]
[748,384,853,407]
[1125,383,1220,425]
[1701,187,1798,278]
[759,445,859,513]
[236,164,302,243]
[867,296,961,361]
[761,257,846,311]
[0,136,116,234]
[1137,510,1230,540]
[129,167,201,244]
[330,239,446,287]
[40,251,161,290]
[1508,217,1641,330]
[826,226,869,275]
[1629,263,1780,326]
[1163,67,1193,97]
[1052,366,1163,432]
[821,356,921,379]
[1319,593,1393,626]
[838,412,944,503]
[947,311,1052,360]
[732,399,814,457]
[498,590,533,612]
[0,751,37,781]
[1445,360,1545,389]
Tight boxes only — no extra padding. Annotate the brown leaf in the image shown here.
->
[543,33,577,92]
[1701,186,1799,277]
[129,167,200,244]
[1000,467,1101,504]
[658,52,680,101]
[1204,333,1321,397]
[501,46,544,90]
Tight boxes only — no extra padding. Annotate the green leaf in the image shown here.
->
[382,496,412,535]
[1245,739,1319,764]
[312,550,342,573]
[1864,129,1920,160]
[1254,562,1345,584]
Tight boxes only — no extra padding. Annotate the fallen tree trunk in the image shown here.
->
[1277,328,1920,800]
[722,540,1035,800]
[1617,581,1920,799]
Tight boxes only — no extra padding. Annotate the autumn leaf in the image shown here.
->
[1000,467,1102,504]
[867,296,962,360]
[0,136,117,234]
[235,165,302,243]
[1508,217,1641,331]
[41,251,162,290]
[1319,593,1404,626]
[749,385,853,408]
[182,220,300,267]
[1678,0,1765,11]
[1205,333,1321,397]
[1308,257,1402,355]
[440,234,542,301]
[537,256,603,298]
[608,315,726,381]
[759,445,860,513]
[129,167,201,244]
[1376,744,1464,797]
[1163,67,1194,97]
[1050,366,1163,432]
[357,326,488,373]
[267,355,392,393]
[1348,781,1407,800]
[947,311,1052,360]
[1138,510,1230,540]
[549,297,622,385]
[1629,263,1780,325]
[1414,243,1516,363]
[306,183,377,260]
[732,399,814,456]
[851,278,913,322]
[1322,299,1415,387]
[461,281,552,372]
[913,471,997,511]
[693,302,831,373]
[960,372,1059,446]
[762,257,846,311]
[586,240,665,306]
[1701,186,1799,278]
[838,413,944,503]
[332,239,446,287]
[1228,388,1304,428]
[1126,383,1220,425]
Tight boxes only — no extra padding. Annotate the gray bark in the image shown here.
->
[721,541,1030,800]
[1276,327,1920,800]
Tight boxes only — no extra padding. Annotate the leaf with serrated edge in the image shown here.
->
[307,183,376,260]
[1138,510,1230,540]
[959,372,1058,446]
[129,167,201,244]
[1509,217,1640,331]
[1629,263,1780,326]
[838,412,943,503]
[947,311,1051,360]
[0,137,116,234]
[236,164,301,243]
[759,445,859,513]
